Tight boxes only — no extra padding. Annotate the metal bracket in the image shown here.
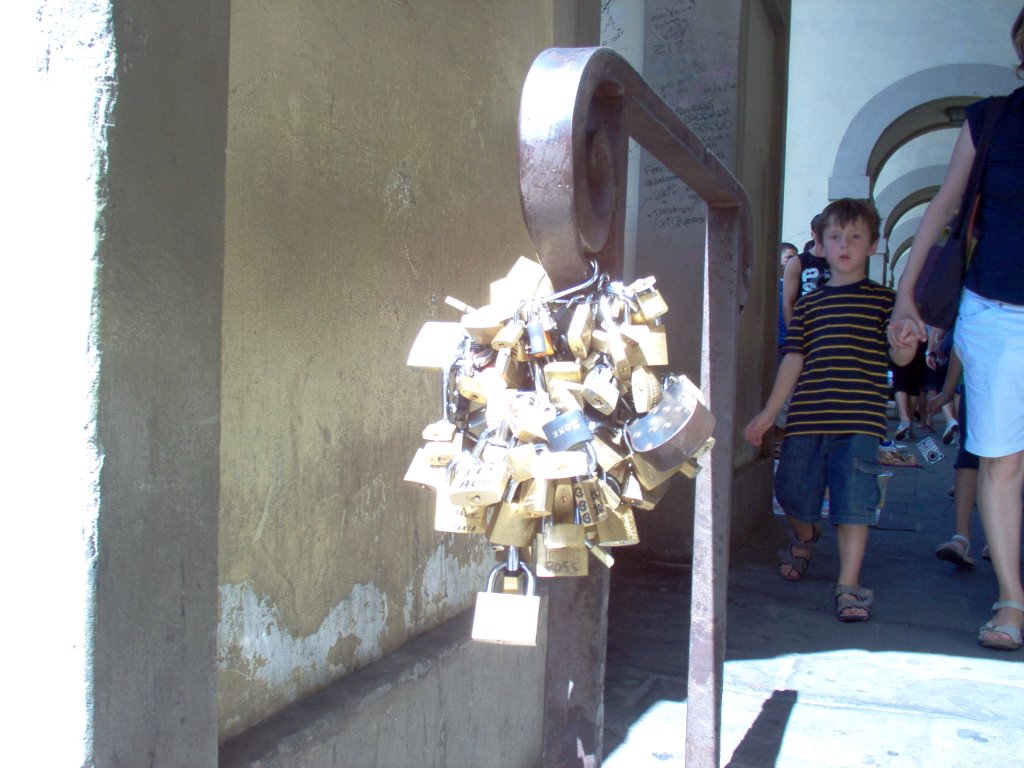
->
[519,47,751,768]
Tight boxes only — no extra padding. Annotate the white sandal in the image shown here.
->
[979,601,1024,651]
[935,534,974,567]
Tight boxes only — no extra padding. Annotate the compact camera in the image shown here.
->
[916,436,944,465]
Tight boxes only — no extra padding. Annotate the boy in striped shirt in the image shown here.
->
[744,198,917,621]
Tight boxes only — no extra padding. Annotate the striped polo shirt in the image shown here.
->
[782,279,894,439]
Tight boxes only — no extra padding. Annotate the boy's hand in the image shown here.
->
[743,411,774,447]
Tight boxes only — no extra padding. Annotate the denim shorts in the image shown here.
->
[774,433,883,526]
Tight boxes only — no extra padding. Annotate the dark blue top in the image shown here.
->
[964,86,1024,305]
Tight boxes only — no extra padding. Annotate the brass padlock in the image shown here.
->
[404,448,448,489]
[505,443,538,482]
[595,507,640,547]
[582,366,619,415]
[627,276,669,321]
[590,429,628,473]
[620,470,671,509]
[447,436,512,506]
[542,510,587,549]
[629,450,678,491]
[424,433,464,467]
[471,560,541,646]
[434,493,487,534]
[547,379,585,413]
[544,360,583,384]
[534,531,589,577]
[461,304,511,345]
[406,321,469,371]
[567,302,594,359]
[532,449,591,480]
[486,498,539,547]
[491,319,525,350]
[630,366,662,414]
[519,477,555,518]
[620,323,669,367]
[552,482,575,514]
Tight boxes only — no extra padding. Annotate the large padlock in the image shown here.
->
[542,410,593,451]
[625,375,716,472]
[534,531,588,577]
[471,561,541,646]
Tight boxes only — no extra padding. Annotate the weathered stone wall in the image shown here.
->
[218,0,568,741]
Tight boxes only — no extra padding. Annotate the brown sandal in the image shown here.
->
[835,585,874,622]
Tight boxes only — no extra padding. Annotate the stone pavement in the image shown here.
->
[602,418,1024,767]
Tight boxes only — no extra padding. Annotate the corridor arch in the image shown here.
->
[828,63,1019,199]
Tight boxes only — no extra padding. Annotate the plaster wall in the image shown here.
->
[782,0,1022,246]
[219,0,560,740]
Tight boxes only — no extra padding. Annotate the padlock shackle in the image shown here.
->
[484,560,537,596]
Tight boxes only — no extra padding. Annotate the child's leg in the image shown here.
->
[837,524,869,586]
[774,435,827,581]
[827,434,881,619]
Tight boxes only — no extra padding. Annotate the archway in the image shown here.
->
[828,63,1019,199]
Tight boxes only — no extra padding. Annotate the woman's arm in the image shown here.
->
[889,124,977,346]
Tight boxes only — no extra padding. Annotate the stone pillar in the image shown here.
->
[90,1,229,765]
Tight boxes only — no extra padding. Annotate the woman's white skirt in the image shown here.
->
[954,288,1024,457]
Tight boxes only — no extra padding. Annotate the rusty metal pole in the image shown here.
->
[517,48,750,768]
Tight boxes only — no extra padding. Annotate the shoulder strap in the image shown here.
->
[951,96,1007,235]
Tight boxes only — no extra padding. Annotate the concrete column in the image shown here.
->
[90,1,229,765]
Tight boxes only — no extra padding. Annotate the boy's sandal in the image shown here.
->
[835,585,874,622]
[979,600,1024,651]
[935,534,974,567]
[777,523,823,582]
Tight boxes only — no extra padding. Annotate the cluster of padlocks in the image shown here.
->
[405,256,715,645]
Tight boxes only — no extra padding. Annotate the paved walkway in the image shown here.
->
[603,418,1024,767]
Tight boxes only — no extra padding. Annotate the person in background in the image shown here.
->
[781,215,829,329]
[889,7,1024,651]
